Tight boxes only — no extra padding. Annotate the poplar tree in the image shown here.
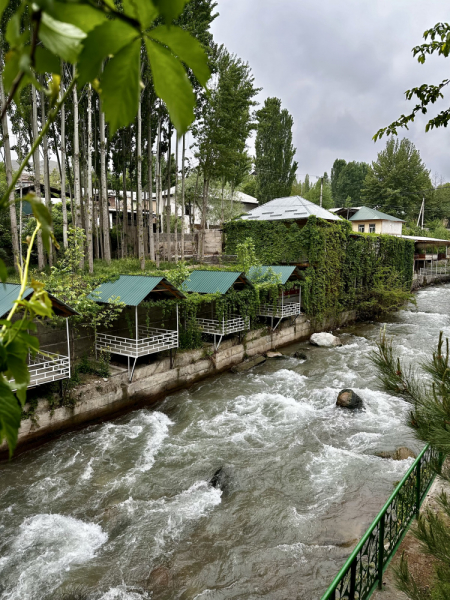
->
[254,97,298,205]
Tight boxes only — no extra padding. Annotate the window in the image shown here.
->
[358,224,365,233]
[369,224,375,233]
[185,204,191,216]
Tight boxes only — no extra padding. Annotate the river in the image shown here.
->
[1,283,449,600]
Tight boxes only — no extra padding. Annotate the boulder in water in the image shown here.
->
[376,447,416,461]
[209,467,228,492]
[231,355,266,373]
[310,332,342,347]
[293,351,308,360]
[336,389,363,409]
[266,351,287,359]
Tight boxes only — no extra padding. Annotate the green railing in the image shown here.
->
[320,443,441,600]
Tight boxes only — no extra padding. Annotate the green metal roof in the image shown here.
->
[349,206,405,222]
[88,275,184,306]
[0,283,33,319]
[182,270,250,295]
[247,265,299,285]
[0,283,78,318]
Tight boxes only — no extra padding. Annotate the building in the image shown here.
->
[330,206,404,235]
[241,195,341,224]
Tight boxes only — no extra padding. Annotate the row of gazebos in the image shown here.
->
[1,266,302,389]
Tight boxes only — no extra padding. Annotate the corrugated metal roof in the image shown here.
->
[0,283,79,318]
[349,206,404,222]
[247,265,298,285]
[240,196,341,222]
[0,283,33,319]
[182,271,249,295]
[88,275,166,306]
[399,235,450,244]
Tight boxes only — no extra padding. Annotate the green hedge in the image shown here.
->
[224,216,415,320]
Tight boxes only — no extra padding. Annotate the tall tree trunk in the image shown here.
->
[122,131,128,257]
[60,64,68,248]
[31,85,45,270]
[40,80,54,267]
[99,100,111,263]
[73,66,82,237]
[0,43,19,271]
[147,100,155,261]
[166,126,172,261]
[174,133,179,263]
[200,177,209,260]
[137,96,145,270]
[86,84,94,273]
[155,111,161,268]
[181,134,186,260]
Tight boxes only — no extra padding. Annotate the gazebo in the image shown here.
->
[88,275,185,381]
[181,270,252,350]
[0,283,78,389]
[248,265,302,329]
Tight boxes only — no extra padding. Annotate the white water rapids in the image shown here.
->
[1,284,449,600]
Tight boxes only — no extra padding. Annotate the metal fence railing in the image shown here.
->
[320,444,441,600]
[419,264,450,277]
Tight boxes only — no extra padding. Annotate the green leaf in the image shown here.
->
[148,26,210,86]
[6,354,30,386]
[39,12,86,63]
[34,46,60,75]
[0,377,22,457]
[46,2,108,32]
[100,39,141,136]
[29,196,53,253]
[0,259,7,283]
[145,38,195,133]
[78,20,137,84]
[151,0,189,22]
[0,0,8,20]
[125,0,158,29]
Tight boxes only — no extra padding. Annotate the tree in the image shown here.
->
[333,161,369,206]
[303,176,334,209]
[331,159,347,204]
[374,23,450,140]
[361,138,431,219]
[371,332,450,600]
[254,97,298,204]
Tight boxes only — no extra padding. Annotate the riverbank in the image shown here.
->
[0,310,357,459]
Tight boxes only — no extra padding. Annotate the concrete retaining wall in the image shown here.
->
[1,311,356,458]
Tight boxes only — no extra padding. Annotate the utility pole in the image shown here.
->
[320,177,323,208]
[417,198,425,229]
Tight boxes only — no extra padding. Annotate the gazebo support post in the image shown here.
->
[66,317,71,376]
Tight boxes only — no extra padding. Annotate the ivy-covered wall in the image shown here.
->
[224,216,415,320]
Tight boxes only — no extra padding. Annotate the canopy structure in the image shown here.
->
[181,270,252,349]
[88,275,185,381]
[247,266,302,329]
[0,283,78,389]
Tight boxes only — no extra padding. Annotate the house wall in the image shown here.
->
[351,220,402,235]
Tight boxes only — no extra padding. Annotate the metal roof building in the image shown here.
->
[240,196,341,223]
[88,275,184,305]
[0,283,78,389]
[349,207,405,223]
[88,275,184,380]
[182,271,252,295]
[247,265,301,286]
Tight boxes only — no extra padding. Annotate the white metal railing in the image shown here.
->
[96,328,178,358]
[419,264,450,277]
[12,352,71,389]
[196,315,249,336]
[258,300,301,318]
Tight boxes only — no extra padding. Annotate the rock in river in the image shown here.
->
[293,351,308,360]
[376,447,417,461]
[266,351,287,359]
[310,332,342,347]
[336,388,363,409]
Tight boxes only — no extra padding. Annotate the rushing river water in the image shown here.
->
[1,284,449,600]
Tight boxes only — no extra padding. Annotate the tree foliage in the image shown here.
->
[362,138,431,219]
[331,159,369,206]
[254,97,298,205]
[374,23,450,140]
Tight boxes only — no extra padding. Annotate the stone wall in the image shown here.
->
[0,310,357,459]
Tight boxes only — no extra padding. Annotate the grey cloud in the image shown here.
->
[211,0,450,181]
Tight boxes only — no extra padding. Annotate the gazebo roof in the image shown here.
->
[88,275,185,306]
[247,265,301,285]
[182,270,252,295]
[0,283,78,319]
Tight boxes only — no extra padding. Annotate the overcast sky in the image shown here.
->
[209,0,450,185]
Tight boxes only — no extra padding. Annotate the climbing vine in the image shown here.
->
[224,216,415,321]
